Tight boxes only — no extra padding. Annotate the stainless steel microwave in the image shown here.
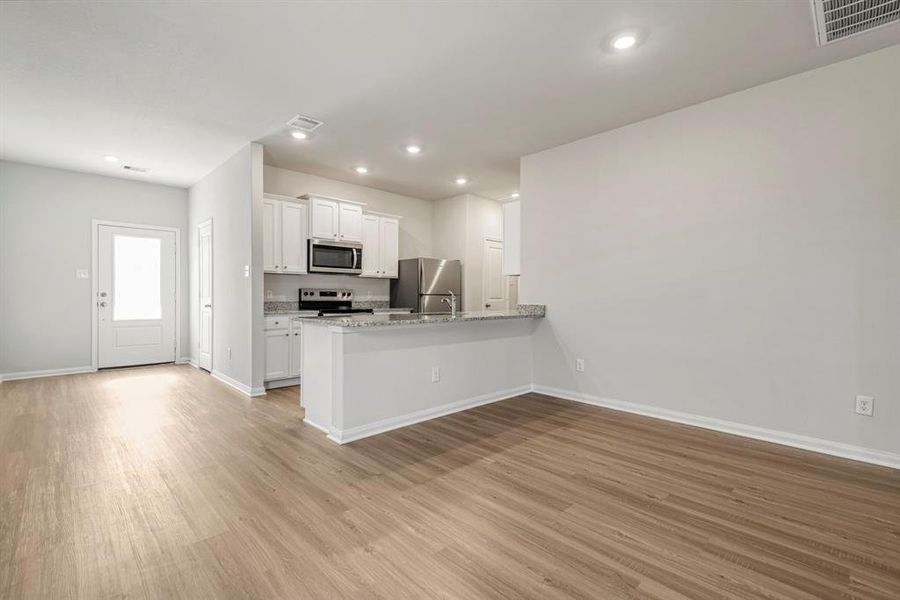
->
[308,239,363,274]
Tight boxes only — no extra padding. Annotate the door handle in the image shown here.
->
[99,301,108,307]
[204,304,211,308]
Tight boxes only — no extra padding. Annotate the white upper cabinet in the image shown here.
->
[304,195,365,242]
[361,214,381,277]
[309,197,340,240]
[379,217,399,278]
[338,203,363,242]
[263,195,308,274]
[360,213,400,278]
[281,201,308,274]
[262,198,282,272]
[502,200,521,275]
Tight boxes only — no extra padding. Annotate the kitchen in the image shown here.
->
[260,165,542,440]
[2,3,897,598]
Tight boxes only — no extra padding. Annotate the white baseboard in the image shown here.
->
[266,377,301,389]
[327,384,533,444]
[175,356,193,365]
[211,370,267,397]
[303,417,330,434]
[532,384,900,470]
[0,365,95,383]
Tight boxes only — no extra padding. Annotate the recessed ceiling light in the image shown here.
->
[104,155,119,163]
[290,130,308,140]
[405,144,422,154]
[355,166,369,175]
[612,34,636,50]
[455,177,468,185]
[511,192,520,199]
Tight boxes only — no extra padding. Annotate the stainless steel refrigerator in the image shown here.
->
[390,258,462,314]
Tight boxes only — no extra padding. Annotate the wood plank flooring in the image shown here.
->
[0,364,898,599]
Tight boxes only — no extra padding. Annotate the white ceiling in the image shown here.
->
[1,2,897,200]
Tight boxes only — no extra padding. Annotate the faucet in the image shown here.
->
[441,290,458,317]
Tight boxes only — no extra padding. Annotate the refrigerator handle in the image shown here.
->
[418,259,424,287]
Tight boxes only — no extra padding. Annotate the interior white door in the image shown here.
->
[379,217,399,278]
[198,220,213,372]
[281,202,308,273]
[98,225,176,368]
[482,238,508,312]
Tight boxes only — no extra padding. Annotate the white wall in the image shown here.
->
[520,47,900,456]
[0,160,188,376]
[188,144,262,393]
[263,165,434,302]
[432,193,503,311]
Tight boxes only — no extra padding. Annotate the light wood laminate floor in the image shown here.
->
[1,364,898,599]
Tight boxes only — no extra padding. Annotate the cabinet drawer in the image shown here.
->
[265,316,290,330]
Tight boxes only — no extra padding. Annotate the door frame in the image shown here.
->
[197,218,213,371]
[91,219,182,371]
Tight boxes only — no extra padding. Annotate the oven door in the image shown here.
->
[308,239,363,274]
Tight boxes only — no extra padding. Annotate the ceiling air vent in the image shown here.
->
[811,0,900,45]
[286,113,324,133]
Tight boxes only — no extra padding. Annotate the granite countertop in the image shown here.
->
[264,310,320,317]
[299,304,545,329]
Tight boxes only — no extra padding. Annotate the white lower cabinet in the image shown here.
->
[290,325,302,377]
[264,329,291,381]
[265,317,303,382]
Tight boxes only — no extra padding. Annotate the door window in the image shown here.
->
[113,235,162,321]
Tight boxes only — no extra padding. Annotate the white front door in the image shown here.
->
[198,220,213,372]
[98,225,177,368]
[482,238,508,312]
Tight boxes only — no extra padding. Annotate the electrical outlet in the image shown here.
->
[431,366,440,383]
[575,358,585,372]
[266,289,273,299]
[855,395,874,417]
[75,269,89,279]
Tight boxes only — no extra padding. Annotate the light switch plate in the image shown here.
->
[76,269,89,279]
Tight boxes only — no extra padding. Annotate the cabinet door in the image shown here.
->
[265,329,291,380]
[338,203,363,242]
[309,197,339,240]
[281,202,308,274]
[360,214,381,277]
[289,325,302,377]
[262,199,282,272]
[379,217,400,278]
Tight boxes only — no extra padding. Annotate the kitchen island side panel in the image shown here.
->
[338,319,534,434]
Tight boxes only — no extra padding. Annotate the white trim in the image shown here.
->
[0,366,96,382]
[532,385,900,470]
[363,210,403,219]
[326,384,533,444]
[91,220,182,371]
[211,370,266,397]
[303,417,330,434]
[297,193,366,206]
[176,356,193,365]
[265,376,301,389]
